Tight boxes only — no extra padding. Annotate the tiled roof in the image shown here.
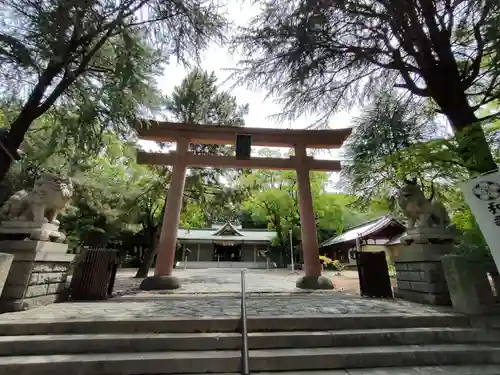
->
[212,222,244,236]
[178,222,276,243]
[320,214,406,248]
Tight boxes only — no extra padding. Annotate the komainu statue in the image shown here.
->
[397,182,451,230]
[0,175,74,225]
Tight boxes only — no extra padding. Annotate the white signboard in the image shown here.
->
[461,170,500,269]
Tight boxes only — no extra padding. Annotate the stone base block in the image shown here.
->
[296,275,334,290]
[0,220,66,242]
[0,240,74,312]
[0,252,13,296]
[400,227,454,246]
[393,241,452,306]
[394,260,451,306]
[393,242,454,263]
[140,275,181,290]
[0,293,63,313]
[394,288,451,306]
[442,254,500,315]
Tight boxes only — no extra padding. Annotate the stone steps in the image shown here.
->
[0,344,499,375]
[0,313,498,374]
[162,368,500,375]
[0,313,468,335]
[0,327,494,356]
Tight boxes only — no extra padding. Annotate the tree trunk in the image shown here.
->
[0,153,13,186]
[135,195,168,278]
[134,246,156,278]
[431,83,498,175]
[0,106,44,183]
[454,121,498,175]
[134,225,161,278]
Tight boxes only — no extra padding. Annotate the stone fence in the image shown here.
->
[442,254,500,315]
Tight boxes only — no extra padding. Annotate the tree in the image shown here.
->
[165,68,249,221]
[166,68,249,128]
[134,69,249,276]
[166,68,250,224]
[240,151,344,266]
[233,0,500,174]
[0,0,227,181]
[341,92,469,206]
[340,91,499,262]
[0,95,242,266]
[61,132,157,249]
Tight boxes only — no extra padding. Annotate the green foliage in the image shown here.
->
[341,92,468,207]
[131,68,251,274]
[165,68,250,227]
[239,155,352,266]
[446,188,493,265]
[341,92,500,264]
[319,255,345,272]
[232,0,500,173]
[180,201,207,229]
[388,264,396,278]
[166,69,249,127]
[0,0,228,180]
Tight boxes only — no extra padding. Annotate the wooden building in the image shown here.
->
[319,215,406,265]
[177,222,276,269]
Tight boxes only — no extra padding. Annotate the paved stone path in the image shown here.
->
[0,268,449,321]
[112,268,379,296]
[0,294,449,321]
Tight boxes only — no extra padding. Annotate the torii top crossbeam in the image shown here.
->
[134,120,352,172]
[134,120,352,148]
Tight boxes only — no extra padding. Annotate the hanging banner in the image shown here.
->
[461,170,500,268]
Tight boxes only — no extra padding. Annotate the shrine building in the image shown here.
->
[177,222,276,269]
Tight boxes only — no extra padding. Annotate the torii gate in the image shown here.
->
[134,120,352,290]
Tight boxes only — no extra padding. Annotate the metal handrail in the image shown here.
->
[240,270,250,375]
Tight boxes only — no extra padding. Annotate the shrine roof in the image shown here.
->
[320,214,406,248]
[177,223,276,243]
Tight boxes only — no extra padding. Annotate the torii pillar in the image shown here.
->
[294,144,334,289]
[140,138,189,290]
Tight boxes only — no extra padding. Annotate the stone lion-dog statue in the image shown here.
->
[397,182,451,230]
[0,174,74,225]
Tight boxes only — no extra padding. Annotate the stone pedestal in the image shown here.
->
[442,254,500,315]
[392,228,453,306]
[0,252,14,296]
[0,221,66,242]
[0,222,74,312]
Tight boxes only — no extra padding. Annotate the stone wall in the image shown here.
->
[0,240,74,312]
[394,261,451,305]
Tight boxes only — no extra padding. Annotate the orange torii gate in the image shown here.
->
[135,120,352,290]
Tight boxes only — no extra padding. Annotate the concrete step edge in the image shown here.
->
[249,343,500,357]
[0,327,483,342]
[0,344,499,364]
[1,345,499,375]
[0,313,464,324]
[2,327,496,357]
[0,314,469,335]
[160,368,500,375]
